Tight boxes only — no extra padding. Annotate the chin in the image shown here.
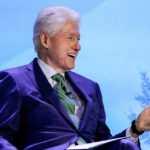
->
[66,65,75,71]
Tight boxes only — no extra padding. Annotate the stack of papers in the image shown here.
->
[67,136,129,150]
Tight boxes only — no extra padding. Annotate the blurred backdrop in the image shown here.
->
[1,0,150,149]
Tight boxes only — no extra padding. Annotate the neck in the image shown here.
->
[38,54,66,73]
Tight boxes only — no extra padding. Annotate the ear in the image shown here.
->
[40,31,51,49]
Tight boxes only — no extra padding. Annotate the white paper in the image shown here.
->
[67,136,129,150]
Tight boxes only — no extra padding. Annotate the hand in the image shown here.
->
[130,106,150,137]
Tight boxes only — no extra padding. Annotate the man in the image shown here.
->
[0,6,150,150]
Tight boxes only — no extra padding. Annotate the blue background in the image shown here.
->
[1,0,150,149]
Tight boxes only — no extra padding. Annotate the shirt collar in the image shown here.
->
[37,58,65,81]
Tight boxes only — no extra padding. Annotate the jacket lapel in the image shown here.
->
[25,58,76,129]
[66,71,93,131]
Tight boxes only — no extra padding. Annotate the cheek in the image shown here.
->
[54,52,66,64]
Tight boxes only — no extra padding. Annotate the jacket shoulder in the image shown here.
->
[67,71,97,85]
[0,60,33,77]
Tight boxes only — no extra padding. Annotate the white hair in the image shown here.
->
[33,6,81,53]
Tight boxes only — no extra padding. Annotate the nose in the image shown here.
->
[74,40,81,52]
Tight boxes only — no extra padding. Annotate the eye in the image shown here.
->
[66,36,80,41]
[67,36,73,40]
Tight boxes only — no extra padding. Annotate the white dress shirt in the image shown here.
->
[37,58,85,129]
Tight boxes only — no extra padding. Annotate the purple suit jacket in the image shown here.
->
[0,58,126,150]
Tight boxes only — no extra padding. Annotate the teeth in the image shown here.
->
[68,53,76,58]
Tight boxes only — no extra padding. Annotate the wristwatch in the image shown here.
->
[131,120,144,135]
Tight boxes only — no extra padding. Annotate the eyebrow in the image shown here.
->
[66,33,80,37]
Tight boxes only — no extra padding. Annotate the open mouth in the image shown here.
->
[67,53,76,58]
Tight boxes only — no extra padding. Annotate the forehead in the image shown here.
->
[60,19,80,36]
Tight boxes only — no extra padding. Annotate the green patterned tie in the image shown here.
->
[53,73,87,145]
[52,73,75,115]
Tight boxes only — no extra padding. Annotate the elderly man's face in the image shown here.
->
[42,19,81,73]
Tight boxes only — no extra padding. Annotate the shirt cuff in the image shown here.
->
[126,127,139,143]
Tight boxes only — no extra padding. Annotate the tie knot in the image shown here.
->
[52,73,72,98]
[52,73,64,83]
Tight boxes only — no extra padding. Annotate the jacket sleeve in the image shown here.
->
[0,71,21,149]
[94,82,112,141]
[94,83,126,141]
